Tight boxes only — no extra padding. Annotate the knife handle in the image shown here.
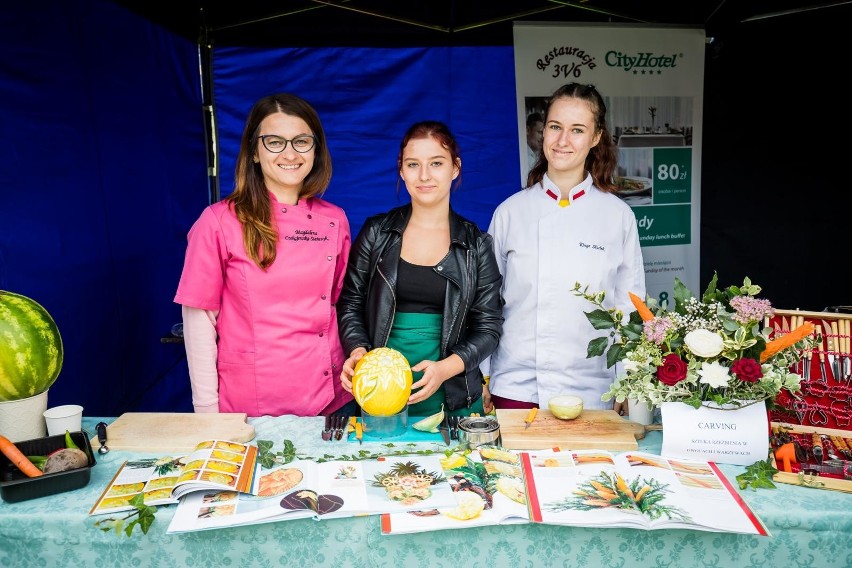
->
[96,421,108,445]
[524,407,538,428]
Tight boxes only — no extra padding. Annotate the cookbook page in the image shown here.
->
[615,452,769,535]
[167,459,320,533]
[381,447,529,535]
[523,449,647,530]
[170,440,259,499]
[89,456,185,515]
[360,454,457,515]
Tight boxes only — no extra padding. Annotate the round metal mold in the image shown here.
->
[457,416,501,449]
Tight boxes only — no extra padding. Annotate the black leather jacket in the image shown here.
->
[337,205,503,410]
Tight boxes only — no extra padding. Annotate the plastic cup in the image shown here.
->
[43,405,84,436]
[361,406,408,439]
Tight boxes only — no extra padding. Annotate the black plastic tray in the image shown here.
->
[0,431,96,503]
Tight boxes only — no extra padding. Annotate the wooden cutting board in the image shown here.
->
[496,408,645,451]
[94,413,256,453]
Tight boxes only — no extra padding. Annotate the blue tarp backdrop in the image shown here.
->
[1,1,207,415]
[10,1,848,418]
[1,1,520,415]
[212,45,521,237]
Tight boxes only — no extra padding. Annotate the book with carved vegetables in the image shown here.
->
[166,454,456,533]
[90,439,258,515]
[524,448,769,535]
[381,445,530,535]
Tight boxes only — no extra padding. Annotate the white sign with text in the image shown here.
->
[660,401,769,466]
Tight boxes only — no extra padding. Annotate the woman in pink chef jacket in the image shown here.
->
[174,93,355,417]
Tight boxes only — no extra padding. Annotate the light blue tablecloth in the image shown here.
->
[2,415,851,568]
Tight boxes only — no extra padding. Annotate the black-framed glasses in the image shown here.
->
[259,134,316,153]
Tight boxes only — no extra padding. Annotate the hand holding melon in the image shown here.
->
[351,347,412,416]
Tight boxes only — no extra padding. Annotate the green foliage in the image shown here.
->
[93,493,157,537]
[256,439,453,467]
[736,457,778,491]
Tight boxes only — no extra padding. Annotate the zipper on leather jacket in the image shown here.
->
[376,261,396,346]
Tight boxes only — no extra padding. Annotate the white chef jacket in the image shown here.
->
[485,173,645,410]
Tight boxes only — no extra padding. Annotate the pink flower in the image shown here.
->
[657,354,688,386]
[731,358,763,383]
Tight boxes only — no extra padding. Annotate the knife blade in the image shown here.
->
[830,320,841,379]
[524,407,538,430]
[841,318,851,381]
[439,415,451,445]
[822,320,837,380]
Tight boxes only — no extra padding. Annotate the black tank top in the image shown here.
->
[396,258,445,313]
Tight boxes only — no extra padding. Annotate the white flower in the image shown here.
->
[697,361,730,388]
[684,329,724,358]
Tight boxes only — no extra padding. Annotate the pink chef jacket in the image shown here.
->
[174,194,353,416]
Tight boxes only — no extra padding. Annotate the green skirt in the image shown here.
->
[388,312,483,417]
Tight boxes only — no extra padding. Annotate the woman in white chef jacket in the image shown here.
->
[483,83,645,414]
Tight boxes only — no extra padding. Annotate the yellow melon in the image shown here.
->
[352,347,412,416]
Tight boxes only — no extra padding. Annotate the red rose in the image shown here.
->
[731,358,763,383]
[657,353,688,386]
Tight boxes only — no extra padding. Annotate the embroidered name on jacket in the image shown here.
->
[579,241,605,252]
[284,229,330,242]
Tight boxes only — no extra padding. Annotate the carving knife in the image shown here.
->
[524,407,538,430]
[815,327,828,382]
[842,319,851,381]
[822,320,837,380]
[439,415,451,446]
[830,320,841,380]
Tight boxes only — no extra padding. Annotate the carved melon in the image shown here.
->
[352,347,412,416]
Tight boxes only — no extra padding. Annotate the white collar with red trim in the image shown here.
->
[541,173,592,208]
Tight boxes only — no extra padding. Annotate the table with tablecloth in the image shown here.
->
[1,415,850,568]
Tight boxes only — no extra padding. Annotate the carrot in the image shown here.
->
[0,434,43,477]
[629,292,655,322]
[760,321,815,362]
[615,474,635,499]
[633,485,651,503]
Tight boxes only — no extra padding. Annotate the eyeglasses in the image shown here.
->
[259,134,316,153]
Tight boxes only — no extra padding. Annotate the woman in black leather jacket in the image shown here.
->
[337,121,503,416]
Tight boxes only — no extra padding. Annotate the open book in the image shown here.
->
[166,454,457,533]
[89,440,258,515]
[382,445,529,534]
[524,448,769,535]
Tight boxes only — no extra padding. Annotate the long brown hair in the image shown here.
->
[526,83,618,193]
[226,93,332,269]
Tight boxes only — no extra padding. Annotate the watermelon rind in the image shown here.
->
[0,291,64,402]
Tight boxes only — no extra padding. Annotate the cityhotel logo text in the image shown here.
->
[534,45,683,78]
[606,51,683,74]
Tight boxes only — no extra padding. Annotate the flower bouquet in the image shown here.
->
[573,274,816,410]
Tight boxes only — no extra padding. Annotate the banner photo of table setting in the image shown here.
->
[512,23,705,306]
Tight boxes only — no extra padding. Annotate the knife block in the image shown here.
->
[767,309,851,432]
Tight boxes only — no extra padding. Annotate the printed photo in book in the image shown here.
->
[89,440,258,515]
[382,445,530,535]
[167,454,457,534]
[523,449,769,536]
